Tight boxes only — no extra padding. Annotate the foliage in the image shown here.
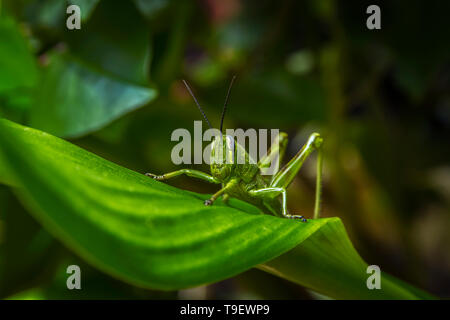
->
[0,0,448,299]
[0,119,433,299]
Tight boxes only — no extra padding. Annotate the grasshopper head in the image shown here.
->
[210,134,235,182]
[181,77,237,183]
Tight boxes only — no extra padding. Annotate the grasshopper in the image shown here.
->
[146,77,324,222]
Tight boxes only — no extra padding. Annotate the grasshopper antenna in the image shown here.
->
[182,79,212,129]
[220,75,236,133]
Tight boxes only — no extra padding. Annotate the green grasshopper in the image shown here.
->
[146,77,324,222]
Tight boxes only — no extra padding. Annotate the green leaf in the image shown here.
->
[28,0,156,138]
[29,53,157,138]
[66,0,151,84]
[23,0,66,31]
[0,154,16,186]
[0,119,433,299]
[0,15,38,96]
[260,221,433,300]
[68,0,101,22]
[133,0,170,20]
[0,187,59,298]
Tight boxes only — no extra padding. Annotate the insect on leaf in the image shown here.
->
[0,119,433,299]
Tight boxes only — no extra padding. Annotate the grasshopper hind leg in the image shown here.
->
[221,194,230,204]
[249,187,308,222]
[270,133,323,219]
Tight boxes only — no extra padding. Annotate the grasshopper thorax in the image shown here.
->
[210,134,260,183]
[210,134,235,182]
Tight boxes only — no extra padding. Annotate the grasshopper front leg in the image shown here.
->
[146,169,233,206]
[270,133,323,219]
[145,169,221,184]
[204,179,238,206]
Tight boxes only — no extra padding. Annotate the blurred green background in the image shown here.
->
[0,0,449,299]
